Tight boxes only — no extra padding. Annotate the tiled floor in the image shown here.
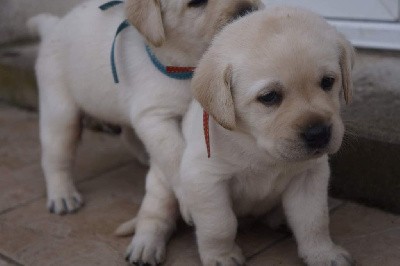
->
[0,103,399,266]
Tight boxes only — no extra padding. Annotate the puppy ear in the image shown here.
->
[192,57,236,130]
[338,34,355,104]
[125,0,165,47]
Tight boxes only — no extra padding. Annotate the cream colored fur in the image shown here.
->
[120,6,355,266]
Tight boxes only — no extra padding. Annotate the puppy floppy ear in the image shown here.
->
[125,0,165,47]
[338,34,355,104]
[192,56,236,130]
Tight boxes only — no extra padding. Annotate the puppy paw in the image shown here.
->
[202,244,245,266]
[47,187,83,215]
[125,233,167,265]
[303,245,355,266]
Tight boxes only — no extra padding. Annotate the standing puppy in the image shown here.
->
[30,0,262,215]
[178,7,355,266]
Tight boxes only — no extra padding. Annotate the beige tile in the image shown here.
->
[0,256,18,266]
[0,164,44,213]
[0,106,39,172]
[0,104,135,213]
[237,220,289,258]
[0,222,127,266]
[0,163,147,265]
[0,158,289,265]
[248,238,300,266]
[163,220,287,265]
[0,260,10,266]
[330,203,400,266]
[248,203,400,266]
[0,164,147,237]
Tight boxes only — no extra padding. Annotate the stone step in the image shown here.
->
[0,41,38,110]
[1,42,399,213]
[330,50,400,214]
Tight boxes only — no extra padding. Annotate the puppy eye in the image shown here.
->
[321,76,335,91]
[188,0,208,8]
[258,91,283,106]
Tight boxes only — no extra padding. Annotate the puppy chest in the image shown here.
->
[229,169,294,217]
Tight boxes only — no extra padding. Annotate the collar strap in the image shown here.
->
[100,1,210,157]
[110,20,130,83]
[145,45,195,80]
[100,1,129,83]
[203,111,211,158]
[99,0,124,11]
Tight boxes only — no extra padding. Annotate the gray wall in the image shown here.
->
[0,0,84,44]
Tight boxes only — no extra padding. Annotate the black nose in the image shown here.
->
[302,123,332,149]
[233,4,258,19]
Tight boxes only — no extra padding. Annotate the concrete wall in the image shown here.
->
[0,0,84,44]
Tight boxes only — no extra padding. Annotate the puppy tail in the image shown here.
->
[114,217,137,236]
[27,13,60,39]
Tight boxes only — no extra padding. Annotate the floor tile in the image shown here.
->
[330,203,400,266]
[0,105,39,172]
[0,105,135,213]
[248,203,400,266]
[0,163,147,265]
[163,220,287,266]
[0,255,19,266]
[0,159,287,266]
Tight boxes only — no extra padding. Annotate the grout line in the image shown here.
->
[246,232,292,261]
[77,160,136,185]
[0,253,23,266]
[0,160,136,217]
[0,195,43,216]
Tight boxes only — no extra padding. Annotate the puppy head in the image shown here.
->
[125,0,264,58]
[192,7,355,162]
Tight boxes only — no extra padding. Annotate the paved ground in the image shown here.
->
[0,103,399,266]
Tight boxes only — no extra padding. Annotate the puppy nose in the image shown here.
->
[302,123,332,149]
[233,4,258,19]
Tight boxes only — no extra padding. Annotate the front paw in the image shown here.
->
[47,186,83,215]
[125,233,167,265]
[303,245,355,266]
[201,244,245,266]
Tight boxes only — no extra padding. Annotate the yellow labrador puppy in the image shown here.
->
[176,7,355,266]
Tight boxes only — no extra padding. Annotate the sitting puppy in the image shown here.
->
[29,0,262,215]
[123,5,356,265]
[178,7,355,266]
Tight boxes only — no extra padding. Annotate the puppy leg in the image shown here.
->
[40,96,83,215]
[120,126,149,166]
[125,163,178,265]
[282,161,354,266]
[134,114,184,181]
[181,176,244,266]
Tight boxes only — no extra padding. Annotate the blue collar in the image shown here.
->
[100,1,194,83]
[145,45,194,80]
